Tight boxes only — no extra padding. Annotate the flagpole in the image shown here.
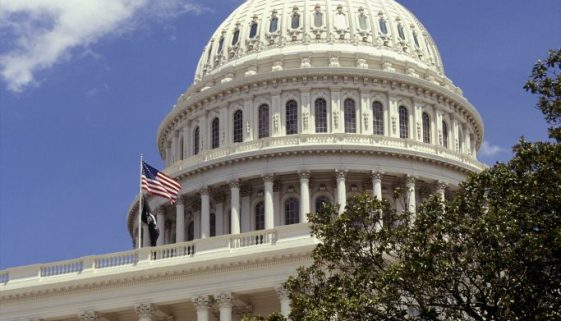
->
[138,154,143,249]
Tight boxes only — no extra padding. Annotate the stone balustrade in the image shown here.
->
[0,224,311,288]
[165,133,484,175]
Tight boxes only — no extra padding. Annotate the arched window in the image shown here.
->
[398,106,409,139]
[397,23,405,40]
[249,22,258,39]
[286,100,298,135]
[413,31,420,48]
[269,17,278,33]
[422,112,431,144]
[258,104,270,138]
[233,110,243,143]
[232,29,240,46]
[291,14,301,29]
[217,37,224,53]
[358,14,368,30]
[315,196,331,212]
[187,221,194,241]
[193,127,200,155]
[211,118,220,149]
[373,101,384,135]
[285,198,300,225]
[344,98,357,133]
[442,120,449,148]
[458,129,464,152]
[379,18,388,35]
[206,43,213,64]
[314,10,323,27]
[255,202,265,230]
[315,98,328,133]
[210,213,216,237]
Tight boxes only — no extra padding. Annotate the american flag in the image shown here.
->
[141,161,181,202]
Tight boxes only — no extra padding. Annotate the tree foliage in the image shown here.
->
[244,49,561,321]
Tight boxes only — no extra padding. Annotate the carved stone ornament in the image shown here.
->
[135,303,155,319]
[335,170,347,181]
[301,58,311,68]
[329,57,340,68]
[78,311,99,321]
[193,295,210,310]
[216,292,233,308]
[229,180,240,189]
[275,286,290,300]
[299,171,311,180]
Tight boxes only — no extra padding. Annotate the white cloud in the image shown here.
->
[0,0,205,92]
[479,140,507,157]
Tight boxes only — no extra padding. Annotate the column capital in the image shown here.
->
[193,295,210,310]
[371,171,384,181]
[134,303,155,319]
[229,180,240,189]
[405,175,417,186]
[298,171,311,180]
[78,311,99,321]
[275,286,290,300]
[435,180,447,191]
[199,187,210,196]
[335,169,347,181]
[262,174,275,183]
[216,292,233,308]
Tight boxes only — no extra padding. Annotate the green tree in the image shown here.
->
[244,49,561,321]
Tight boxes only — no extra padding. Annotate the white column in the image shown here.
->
[193,296,210,321]
[299,171,311,223]
[273,182,281,227]
[301,89,311,134]
[436,181,447,202]
[276,287,291,321]
[271,91,281,137]
[217,293,233,321]
[241,187,251,232]
[331,89,342,133]
[336,170,347,215]
[244,99,254,141]
[135,304,154,321]
[183,122,191,158]
[175,197,185,243]
[406,175,417,221]
[142,225,150,247]
[171,133,178,163]
[229,181,241,234]
[263,175,275,229]
[200,188,210,239]
[215,192,225,236]
[156,209,165,246]
[372,172,383,200]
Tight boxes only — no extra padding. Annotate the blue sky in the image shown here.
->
[0,0,560,270]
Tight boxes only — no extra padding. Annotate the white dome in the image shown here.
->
[195,0,444,82]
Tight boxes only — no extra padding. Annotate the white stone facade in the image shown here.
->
[0,1,485,321]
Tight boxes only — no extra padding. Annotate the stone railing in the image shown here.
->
[0,224,312,287]
[167,133,484,174]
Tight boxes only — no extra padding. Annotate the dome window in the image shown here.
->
[258,104,270,138]
[398,106,409,139]
[269,16,278,33]
[413,31,420,48]
[231,28,240,46]
[255,202,265,230]
[249,22,258,39]
[422,112,431,144]
[358,13,369,31]
[211,117,220,149]
[193,126,200,155]
[442,120,449,148]
[210,213,216,237]
[217,37,224,53]
[291,7,301,29]
[314,7,323,28]
[397,23,406,40]
[285,197,300,225]
[344,98,357,133]
[206,43,213,64]
[286,100,298,135]
[233,110,243,143]
[315,98,328,133]
[373,101,384,135]
[379,18,388,35]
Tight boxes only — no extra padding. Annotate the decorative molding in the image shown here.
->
[135,303,155,320]
[78,311,99,321]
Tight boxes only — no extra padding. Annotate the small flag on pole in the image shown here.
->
[141,198,159,246]
[141,161,181,203]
